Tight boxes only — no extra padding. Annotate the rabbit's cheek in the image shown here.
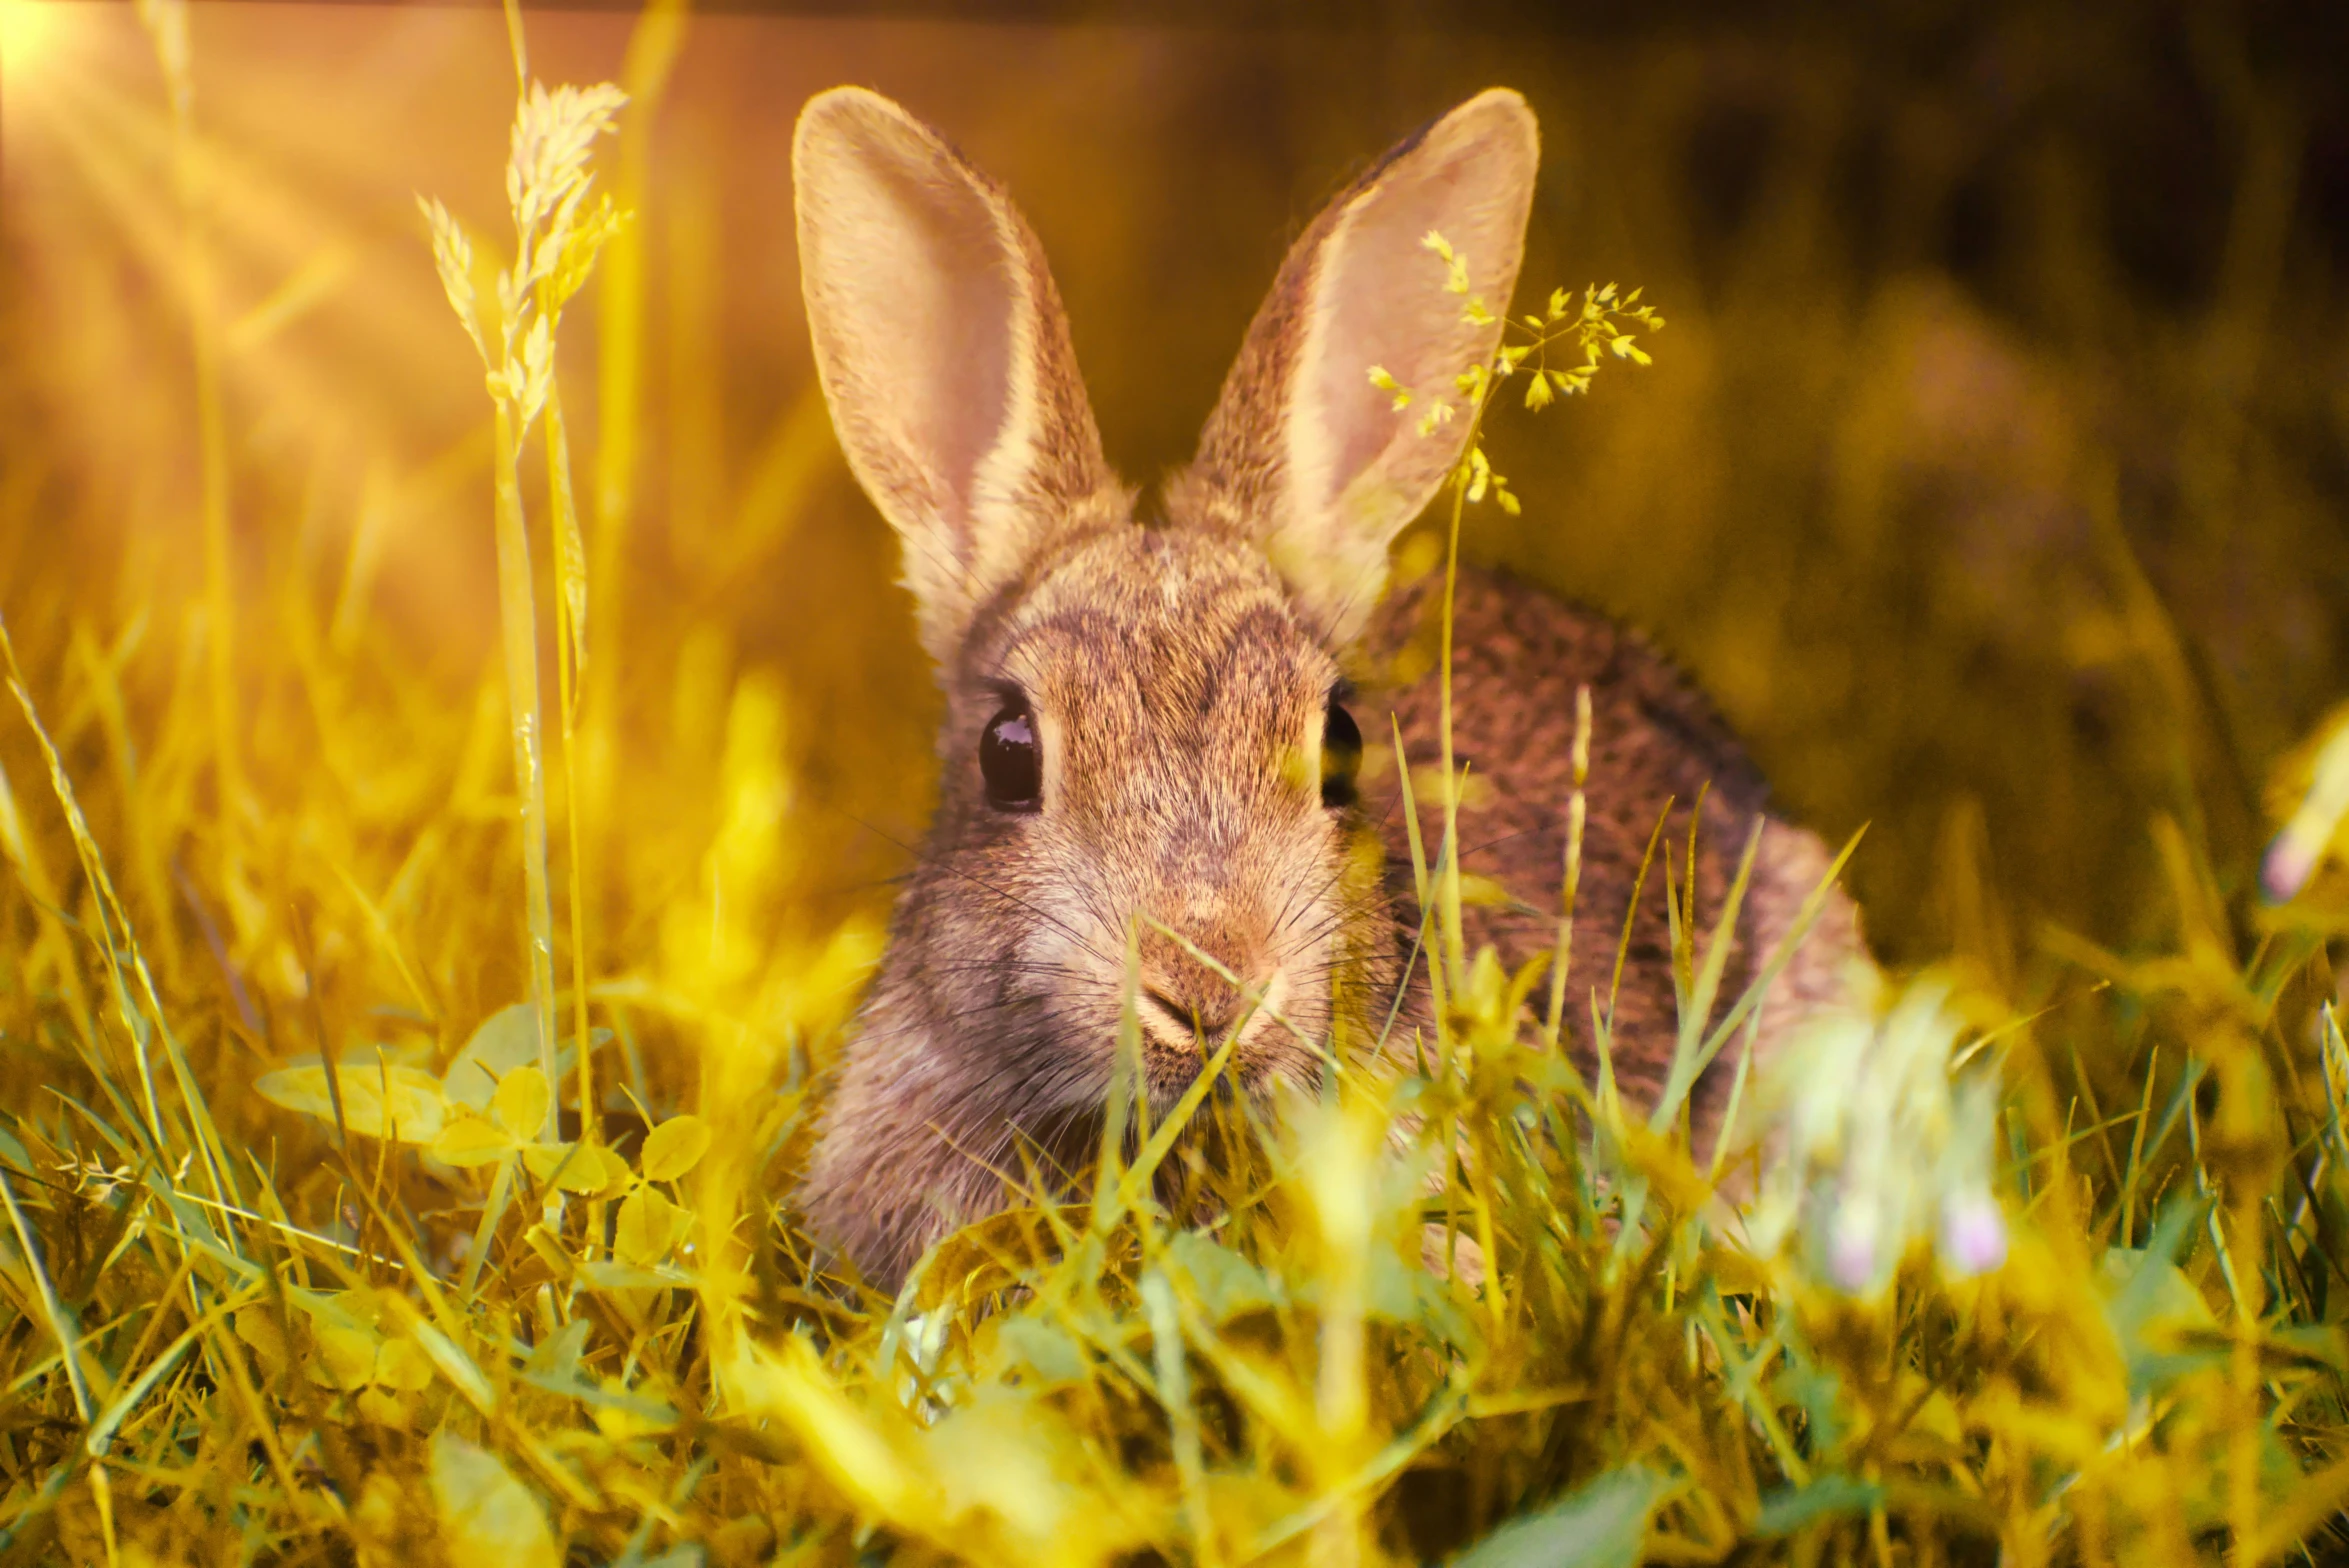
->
[991,863,1145,1071]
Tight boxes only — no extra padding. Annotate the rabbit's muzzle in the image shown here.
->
[1132,913,1293,1090]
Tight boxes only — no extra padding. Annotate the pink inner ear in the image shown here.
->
[824,128,1017,530]
[1310,139,1515,510]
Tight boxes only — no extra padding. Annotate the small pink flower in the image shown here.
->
[2263,834,2315,904]
[1939,1191,2007,1276]
[1827,1208,1879,1292]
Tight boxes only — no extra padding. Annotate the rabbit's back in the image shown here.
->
[1365,565,1861,1139]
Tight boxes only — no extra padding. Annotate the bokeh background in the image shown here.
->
[2,0,2346,1105]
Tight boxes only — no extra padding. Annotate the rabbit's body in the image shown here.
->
[1365,566,1860,1124]
[789,85,1861,1287]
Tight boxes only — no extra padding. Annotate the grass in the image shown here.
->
[2,6,2348,1566]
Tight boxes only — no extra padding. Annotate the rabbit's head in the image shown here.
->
[794,87,1535,1122]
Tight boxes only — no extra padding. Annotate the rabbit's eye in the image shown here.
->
[1321,691,1362,810]
[981,702,1042,811]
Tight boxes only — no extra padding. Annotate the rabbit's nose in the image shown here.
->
[1136,917,1271,1047]
[1143,985,1243,1042]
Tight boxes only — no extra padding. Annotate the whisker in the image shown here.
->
[843,815,1118,967]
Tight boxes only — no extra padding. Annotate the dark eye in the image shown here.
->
[1321,690,1362,809]
[981,700,1042,811]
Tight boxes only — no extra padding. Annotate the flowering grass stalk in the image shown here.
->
[420,53,628,1142]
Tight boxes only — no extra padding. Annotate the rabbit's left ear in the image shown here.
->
[795,87,1122,664]
[1168,90,1538,647]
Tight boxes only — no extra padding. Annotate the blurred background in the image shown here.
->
[1,0,2345,1105]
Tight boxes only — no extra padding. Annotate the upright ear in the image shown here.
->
[794,87,1124,663]
[1167,89,1539,647]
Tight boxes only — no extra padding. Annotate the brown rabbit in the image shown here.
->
[791,85,1863,1287]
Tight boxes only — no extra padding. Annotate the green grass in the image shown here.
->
[2,6,2348,1566]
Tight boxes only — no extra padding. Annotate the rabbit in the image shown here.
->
[789,84,1865,1288]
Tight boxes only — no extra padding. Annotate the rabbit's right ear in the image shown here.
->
[1167,90,1539,648]
[794,88,1122,663]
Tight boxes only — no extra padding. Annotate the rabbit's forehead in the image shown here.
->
[995,530,1336,708]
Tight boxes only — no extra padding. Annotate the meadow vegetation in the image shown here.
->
[1,4,2348,1564]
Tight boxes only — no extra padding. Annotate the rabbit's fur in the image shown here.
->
[792,85,1863,1287]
